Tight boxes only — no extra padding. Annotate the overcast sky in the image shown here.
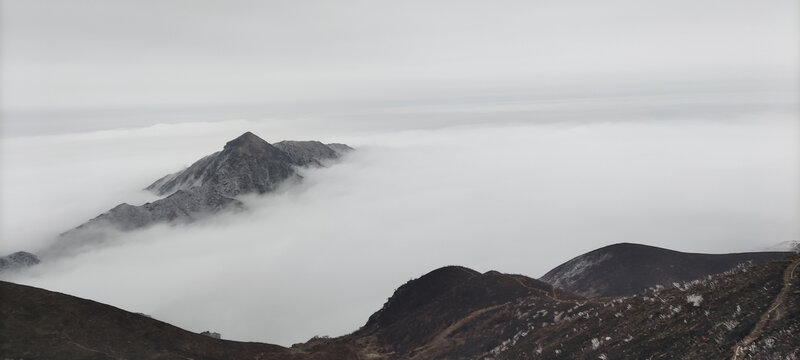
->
[0,0,798,347]
[2,0,798,135]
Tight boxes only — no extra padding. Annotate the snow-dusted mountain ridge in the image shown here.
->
[33,132,352,260]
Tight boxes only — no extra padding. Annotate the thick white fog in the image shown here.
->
[1,92,798,344]
[1,0,798,349]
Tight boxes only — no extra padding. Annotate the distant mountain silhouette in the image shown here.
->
[3,132,352,266]
[540,242,792,298]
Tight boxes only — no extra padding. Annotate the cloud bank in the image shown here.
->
[1,99,797,345]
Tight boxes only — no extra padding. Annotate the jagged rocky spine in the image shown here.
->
[3,132,352,265]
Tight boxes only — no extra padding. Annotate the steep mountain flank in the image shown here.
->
[274,140,347,167]
[13,132,352,261]
[340,266,583,359]
[482,256,800,359]
[92,132,351,237]
[330,256,800,359]
[146,132,298,197]
[326,143,355,155]
[540,243,791,298]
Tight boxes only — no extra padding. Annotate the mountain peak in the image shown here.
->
[145,131,350,199]
[223,131,270,152]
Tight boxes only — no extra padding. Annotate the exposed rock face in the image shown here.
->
[274,140,342,167]
[540,242,792,298]
[328,253,800,359]
[38,132,351,258]
[0,252,40,272]
[326,143,355,155]
[146,132,298,197]
[49,191,244,255]
[762,240,800,252]
[74,190,242,232]
[200,331,222,339]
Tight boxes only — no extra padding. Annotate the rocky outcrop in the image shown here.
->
[32,132,352,259]
[79,132,348,232]
[326,143,355,155]
[76,190,241,232]
[200,331,222,339]
[48,190,244,255]
[0,252,40,272]
[274,140,343,167]
[146,132,299,197]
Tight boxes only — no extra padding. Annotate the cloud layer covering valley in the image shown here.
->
[1,95,797,345]
[1,0,798,349]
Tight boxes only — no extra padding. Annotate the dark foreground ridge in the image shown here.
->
[2,246,797,359]
[540,242,792,298]
[0,281,359,360]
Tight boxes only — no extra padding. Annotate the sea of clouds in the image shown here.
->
[1,91,798,345]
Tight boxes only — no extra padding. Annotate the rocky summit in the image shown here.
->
[146,132,297,197]
[7,132,352,262]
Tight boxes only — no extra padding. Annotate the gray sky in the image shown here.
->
[1,0,798,134]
